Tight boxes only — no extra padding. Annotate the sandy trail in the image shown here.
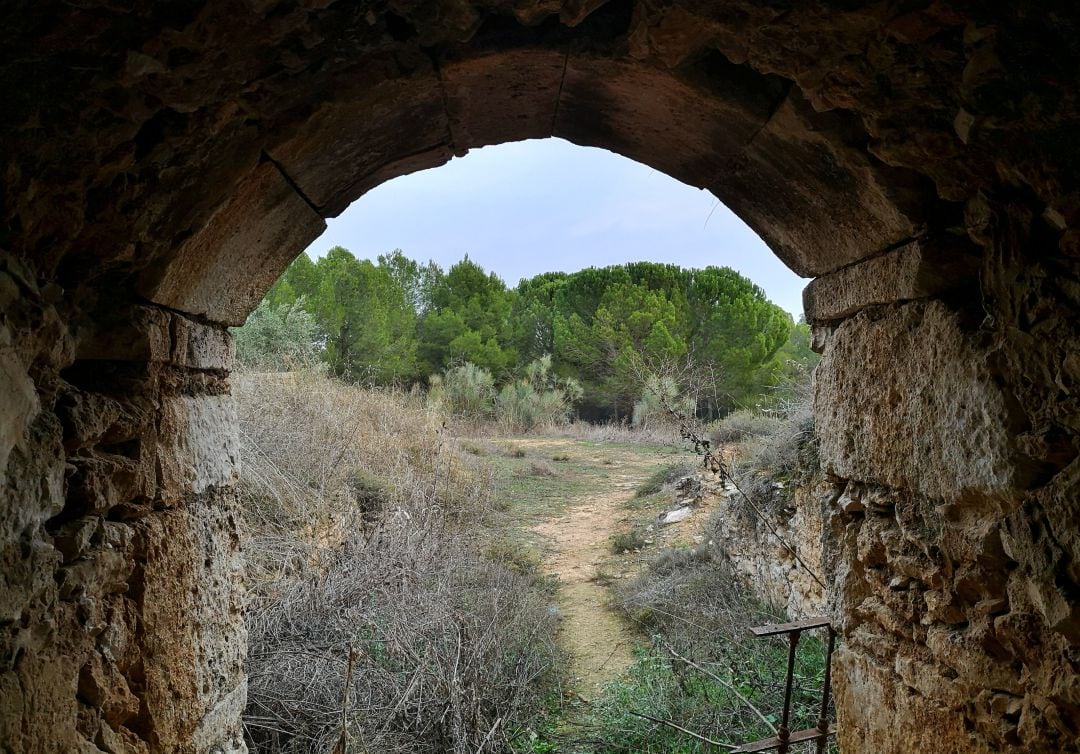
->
[531,487,639,693]
[514,439,661,695]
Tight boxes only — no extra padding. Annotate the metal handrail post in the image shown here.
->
[815,627,836,754]
[777,631,799,754]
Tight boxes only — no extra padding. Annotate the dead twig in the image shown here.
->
[627,710,736,751]
[656,636,777,735]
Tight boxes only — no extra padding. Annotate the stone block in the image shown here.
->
[803,237,982,323]
[265,57,452,216]
[442,48,563,149]
[0,349,38,476]
[136,162,326,326]
[75,306,173,363]
[834,645,978,754]
[136,492,246,751]
[555,54,771,203]
[815,299,1018,501]
[722,89,922,276]
[172,316,233,371]
[181,395,240,495]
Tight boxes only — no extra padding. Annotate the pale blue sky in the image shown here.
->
[303,138,807,318]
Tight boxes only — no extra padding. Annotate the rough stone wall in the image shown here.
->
[0,250,246,752]
[710,477,831,620]
[806,208,1080,753]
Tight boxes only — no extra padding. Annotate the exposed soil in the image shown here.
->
[530,471,640,693]
[496,437,713,695]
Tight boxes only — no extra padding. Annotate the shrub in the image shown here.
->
[632,374,696,430]
[232,298,321,371]
[709,409,783,446]
[484,534,542,576]
[633,461,696,499]
[582,543,833,753]
[235,371,561,754]
[611,529,647,554]
[494,355,582,431]
[729,375,817,521]
[516,460,557,478]
[429,361,497,422]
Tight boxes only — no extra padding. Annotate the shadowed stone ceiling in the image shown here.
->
[3,1,1075,325]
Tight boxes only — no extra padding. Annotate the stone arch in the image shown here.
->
[1,2,1078,752]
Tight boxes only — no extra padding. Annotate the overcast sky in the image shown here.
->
[303,138,808,318]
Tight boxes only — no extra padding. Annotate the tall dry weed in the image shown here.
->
[235,370,560,753]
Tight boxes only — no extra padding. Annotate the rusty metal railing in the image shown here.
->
[731,617,836,754]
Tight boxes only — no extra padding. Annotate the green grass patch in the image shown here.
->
[633,461,696,499]
[611,529,647,554]
[576,640,832,753]
[485,439,683,525]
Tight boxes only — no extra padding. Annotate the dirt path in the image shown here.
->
[498,438,676,695]
[530,478,640,694]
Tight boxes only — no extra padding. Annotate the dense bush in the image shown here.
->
[233,298,321,371]
[709,409,783,446]
[431,356,583,431]
[495,356,583,431]
[429,361,497,422]
[235,372,561,754]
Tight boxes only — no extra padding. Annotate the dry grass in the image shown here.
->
[542,419,684,446]
[235,370,561,754]
[726,377,817,523]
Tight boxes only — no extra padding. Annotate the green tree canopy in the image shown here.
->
[417,256,517,375]
[242,251,805,418]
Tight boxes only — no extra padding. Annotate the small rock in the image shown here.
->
[837,488,865,514]
[659,506,693,526]
[53,517,100,562]
[888,575,910,590]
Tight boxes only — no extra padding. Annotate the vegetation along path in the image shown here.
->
[484,435,701,695]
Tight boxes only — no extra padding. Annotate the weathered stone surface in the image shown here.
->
[443,48,564,150]
[10,0,1051,296]
[804,238,983,323]
[554,53,787,250]
[815,300,1018,501]
[180,395,241,495]
[77,304,233,370]
[711,477,833,618]
[137,492,246,753]
[722,89,924,276]
[137,162,326,326]
[265,56,453,217]
[1,274,246,751]
[0,347,38,477]
[833,646,976,754]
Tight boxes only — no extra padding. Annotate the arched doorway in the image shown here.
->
[1,3,1077,752]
